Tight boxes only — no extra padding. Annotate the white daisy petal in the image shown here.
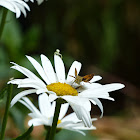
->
[70,105,92,127]
[62,96,91,112]
[90,98,104,118]
[66,120,93,129]
[15,78,46,88]
[10,63,46,86]
[39,93,52,118]
[28,118,45,126]
[36,89,48,94]
[97,83,125,93]
[62,96,92,127]
[41,54,57,83]
[79,83,124,98]
[36,0,44,5]
[77,83,102,92]
[50,101,56,117]
[66,61,82,84]
[24,0,34,3]
[59,103,69,120]
[8,79,22,85]
[54,55,65,83]
[17,83,42,89]
[12,4,22,18]
[91,118,98,121]
[80,110,92,127]
[26,55,50,85]
[61,112,80,123]
[11,89,36,107]
[48,94,58,102]
[19,100,33,111]
[0,0,30,18]
[80,91,115,101]
[28,113,38,118]
[0,1,15,12]
[57,121,75,127]
[17,0,30,11]
[100,96,115,101]
[75,125,96,130]
[14,3,27,17]
[89,75,102,83]
[19,97,41,116]
[47,91,56,95]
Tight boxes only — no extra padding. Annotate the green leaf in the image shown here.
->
[0,86,7,102]
[12,125,33,140]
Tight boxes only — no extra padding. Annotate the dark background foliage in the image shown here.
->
[0,0,140,139]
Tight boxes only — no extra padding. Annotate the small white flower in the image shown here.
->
[0,0,30,18]
[19,93,97,135]
[9,50,125,127]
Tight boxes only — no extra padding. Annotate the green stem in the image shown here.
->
[45,127,51,140]
[0,84,13,140]
[0,8,8,40]
[48,100,61,140]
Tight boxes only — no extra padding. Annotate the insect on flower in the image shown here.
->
[70,68,94,85]
[54,49,62,58]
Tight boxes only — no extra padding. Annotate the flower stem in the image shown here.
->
[48,100,61,140]
[0,84,13,140]
[0,8,8,40]
[45,127,51,140]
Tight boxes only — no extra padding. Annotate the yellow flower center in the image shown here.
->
[57,120,61,124]
[47,82,78,96]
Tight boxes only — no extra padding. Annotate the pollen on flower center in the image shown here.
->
[47,82,78,96]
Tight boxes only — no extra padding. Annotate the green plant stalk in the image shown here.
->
[48,100,61,140]
[45,127,51,140]
[0,84,13,140]
[0,8,8,40]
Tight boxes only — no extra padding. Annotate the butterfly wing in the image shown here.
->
[82,74,94,82]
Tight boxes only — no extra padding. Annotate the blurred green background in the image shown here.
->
[0,0,140,139]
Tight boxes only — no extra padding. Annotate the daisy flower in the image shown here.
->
[0,0,30,18]
[19,93,97,135]
[8,50,125,127]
